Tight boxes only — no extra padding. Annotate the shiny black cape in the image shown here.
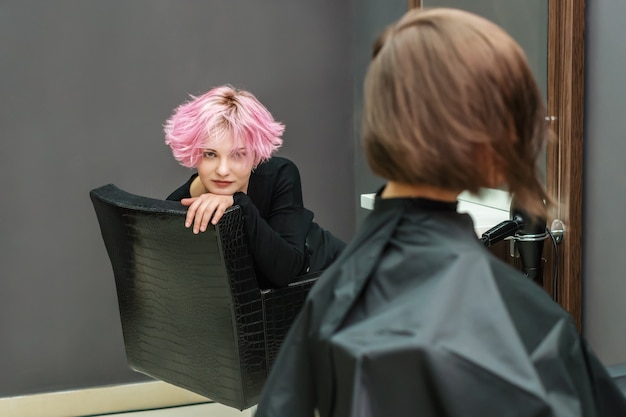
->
[256,197,626,416]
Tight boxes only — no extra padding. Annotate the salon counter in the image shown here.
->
[360,189,511,237]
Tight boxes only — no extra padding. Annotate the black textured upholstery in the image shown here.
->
[90,184,320,410]
[261,276,318,368]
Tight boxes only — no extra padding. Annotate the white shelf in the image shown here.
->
[360,189,511,237]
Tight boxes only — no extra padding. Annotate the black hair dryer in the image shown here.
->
[510,202,547,285]
[481,195,548,285]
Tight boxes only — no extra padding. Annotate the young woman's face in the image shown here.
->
[197,135,254,195]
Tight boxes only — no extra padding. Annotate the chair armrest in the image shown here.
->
[260,273,321,370]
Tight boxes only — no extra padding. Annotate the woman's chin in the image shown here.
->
[206,186,239,196]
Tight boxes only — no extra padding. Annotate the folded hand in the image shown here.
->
[181,193,235,234]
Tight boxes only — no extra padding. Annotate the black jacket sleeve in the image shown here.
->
[234,161,313,287]
[166,161,312,287]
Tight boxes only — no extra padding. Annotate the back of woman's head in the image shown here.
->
[164,85,284,168]
[363,8,550,218]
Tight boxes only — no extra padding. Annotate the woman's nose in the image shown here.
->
[216,158,230,175]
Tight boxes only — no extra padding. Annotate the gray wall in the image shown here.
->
[583,1,626,365]
[422,0,548,100]
[353,0,408,226]
[0,0,352,397]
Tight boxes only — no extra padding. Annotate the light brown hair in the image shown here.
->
[363,8,550,218]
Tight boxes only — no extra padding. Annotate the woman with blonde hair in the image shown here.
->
[255,8,626,416]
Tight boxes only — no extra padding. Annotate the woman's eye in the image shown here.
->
[203,151,216,158]
[232,151,246,160]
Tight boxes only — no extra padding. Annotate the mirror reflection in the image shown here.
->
[423,0,549,189]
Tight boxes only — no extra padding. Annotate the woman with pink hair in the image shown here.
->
[165,85,345,288]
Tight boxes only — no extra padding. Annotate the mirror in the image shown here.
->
[421,0,549,195]
[416,0,587,330]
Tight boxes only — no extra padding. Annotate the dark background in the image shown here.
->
[2,0,623,399]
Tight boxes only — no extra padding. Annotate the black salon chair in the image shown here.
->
[90,184,320,410]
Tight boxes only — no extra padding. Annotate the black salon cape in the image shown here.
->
[255,196,626,417]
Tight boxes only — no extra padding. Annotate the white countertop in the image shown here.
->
[360,189,511,237]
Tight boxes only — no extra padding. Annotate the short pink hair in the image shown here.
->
[164,85,284,168]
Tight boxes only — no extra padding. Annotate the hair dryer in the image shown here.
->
[481,195,547,285]
[509,201,547,285]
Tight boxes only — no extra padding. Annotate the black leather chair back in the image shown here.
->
[90,184,296,410]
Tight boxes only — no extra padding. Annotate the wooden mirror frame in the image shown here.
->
[408,0,586,328]
[546,0,585,329]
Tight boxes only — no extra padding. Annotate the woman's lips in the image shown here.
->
[212,180,233,187]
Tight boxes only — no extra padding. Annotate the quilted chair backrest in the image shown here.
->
[90,184,266,410]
